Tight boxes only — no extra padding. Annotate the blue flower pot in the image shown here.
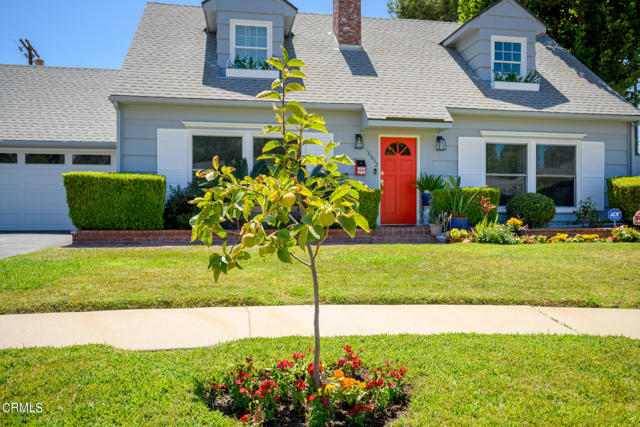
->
[450,216,470,231]
[422,192,430,207]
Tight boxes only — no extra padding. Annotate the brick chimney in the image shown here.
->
[333,0,361,47]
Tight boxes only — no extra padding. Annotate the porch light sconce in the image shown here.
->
[436,135,447,151]
[354,133,364,149]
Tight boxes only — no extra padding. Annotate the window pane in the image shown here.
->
[536,145,576,175]
[487,175,526,205]
[493,62,503,72]
[512,64,520,73]
[25,154,64,164]
[537,177,575,207]
[504,52,512,61]
[235,25,267,48]
[495,41,503,51]
[72,154,111,165]
[235,48,267,62]
[0,153,17,163]
[192,136,242,170]
[486,144,527,174]
[513,43,521,52]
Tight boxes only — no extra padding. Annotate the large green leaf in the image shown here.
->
[338,215,357,238]
[277,247,292,263]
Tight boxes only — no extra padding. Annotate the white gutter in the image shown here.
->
[108,95,364,112]
[362,118,452,130]
[0,140,116,149]
[448,107,640,122]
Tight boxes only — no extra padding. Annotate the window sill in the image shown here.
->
[225,68,279,79]
[491,81,540,92]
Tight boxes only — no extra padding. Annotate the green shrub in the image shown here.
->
[475,224,518,245]
[430,187,500,225]
[63,172,165,230]
[606,176,640,223]
[164,180,207,230]
[506,193,556,228]
[357,189,381,229]
[611,225,640,242]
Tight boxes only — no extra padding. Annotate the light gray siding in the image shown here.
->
[119,103,632,225]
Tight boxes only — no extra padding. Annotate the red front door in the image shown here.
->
[380,137,417,224]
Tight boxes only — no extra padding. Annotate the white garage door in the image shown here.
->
[0,148,115,231]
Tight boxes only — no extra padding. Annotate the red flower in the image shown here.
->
[307,394,318,404]
[213,383,226,390]
[276,359,293,371]
[294,379,307,391]
[292,352,306,360]
[307,362,323,376]
[240,413,251,423]
[385,361,390,366]
[338,358,346,367]
[322,398,329,407]
[245,358,252,363]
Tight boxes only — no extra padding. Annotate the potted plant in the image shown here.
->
[429,210,444,235]
[413,174,444,225]
[444,176,478,231]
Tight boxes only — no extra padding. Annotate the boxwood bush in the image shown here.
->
[430,187,500,225]
[63,172,165,230]
[506,192,556,228]
[357,189,381,229]
[606,176,640,223]
[164,180,206,230]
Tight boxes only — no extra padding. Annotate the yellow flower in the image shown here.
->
[319,384,336,395]
[333,369,344,379]
[340,377,357,389]
[358,381,366,389]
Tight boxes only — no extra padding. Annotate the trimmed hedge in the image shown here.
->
[607,176,640,223]
[63,172,166,230]
[357,189,382,229]
[430,187,500,225]
[506,192,556,228]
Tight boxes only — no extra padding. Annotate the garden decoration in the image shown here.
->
[202,345,409,425]
[634,209,640,226]
[190,47,372,388]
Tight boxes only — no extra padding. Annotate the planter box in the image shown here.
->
[491,81,540,92]
[225,68,280,79]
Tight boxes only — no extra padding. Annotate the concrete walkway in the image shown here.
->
[1,305,638,351]
[0,232,71,258]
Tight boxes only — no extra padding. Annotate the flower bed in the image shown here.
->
[201,345,409,426]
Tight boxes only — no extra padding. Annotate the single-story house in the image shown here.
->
[1,0,639,230]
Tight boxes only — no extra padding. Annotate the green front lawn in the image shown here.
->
[1,335,639,425]
[1,243,639,314]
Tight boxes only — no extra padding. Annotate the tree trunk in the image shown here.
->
[307,244,321,386]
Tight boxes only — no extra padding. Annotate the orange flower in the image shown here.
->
[333,369,345,379]
[340,377,357,388]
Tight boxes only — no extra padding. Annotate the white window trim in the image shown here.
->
[483,137,581,213]
[490,35,527,81]
[229,19,273,66]
[188,129,262,176]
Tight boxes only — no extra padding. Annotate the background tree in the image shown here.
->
[190,47,371,386]
[387,0,459,21]
[391,0,640,107]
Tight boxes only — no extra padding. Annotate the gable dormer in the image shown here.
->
[442,0,545,91]
[202,0,297,77]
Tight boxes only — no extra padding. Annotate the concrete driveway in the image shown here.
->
[0,232,72,258]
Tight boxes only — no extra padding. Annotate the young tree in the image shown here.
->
[190,47,371,386]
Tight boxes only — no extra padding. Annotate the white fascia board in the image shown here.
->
[182,121,265,130]
[479,130,587,139]
[448,107,640,122]
[362,118,453,130]
[108,95,364,112]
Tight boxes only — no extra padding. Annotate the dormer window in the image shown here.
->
[491,36,526,79]
[230,19,272,66]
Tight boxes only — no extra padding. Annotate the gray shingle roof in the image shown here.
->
[0,65,118,143]
[113,3,640,120]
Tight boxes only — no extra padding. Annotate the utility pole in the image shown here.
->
[18,39,40,65]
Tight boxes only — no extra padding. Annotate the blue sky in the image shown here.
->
[0,0,390,69]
